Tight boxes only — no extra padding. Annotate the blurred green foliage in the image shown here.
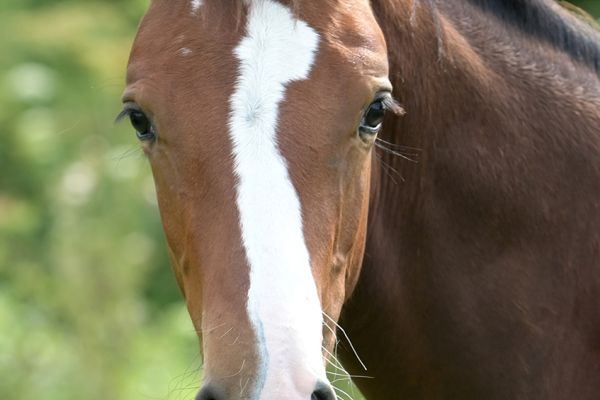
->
[573,0,600,15]
[0,1,598,400]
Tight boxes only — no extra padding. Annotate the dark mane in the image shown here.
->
[464,0,600,72]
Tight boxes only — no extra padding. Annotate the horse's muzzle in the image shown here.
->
[196,380,336,400]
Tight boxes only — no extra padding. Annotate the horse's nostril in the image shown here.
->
[196,385,225,400]
[311,381,336,400]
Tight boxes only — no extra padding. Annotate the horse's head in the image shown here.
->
[123,1,396,398]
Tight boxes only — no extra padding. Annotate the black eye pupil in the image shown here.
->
[364,100,385,128]
[129,111,150,135]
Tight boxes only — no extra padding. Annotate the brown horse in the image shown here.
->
[121,1,600,399]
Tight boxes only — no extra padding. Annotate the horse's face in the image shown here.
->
[123,1,393,398]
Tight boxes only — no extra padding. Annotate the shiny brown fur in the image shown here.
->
[339,1,600,399]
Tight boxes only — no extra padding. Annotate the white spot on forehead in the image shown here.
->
[178,47,192,57]
[228,0,326,398]
[191,0,203,14]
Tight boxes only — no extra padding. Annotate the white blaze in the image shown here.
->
[191,0,203,14]
[228,0,325,398]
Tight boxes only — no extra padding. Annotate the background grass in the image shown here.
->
[1,1,599,399]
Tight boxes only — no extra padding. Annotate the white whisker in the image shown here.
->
[322,312,368,371]
[332,384,356,400]
[219,326,233,339]
[327,371,374,379]
[222,359,245,378]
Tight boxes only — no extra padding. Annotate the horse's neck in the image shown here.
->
[367,0,600,235]
[364,0,600,314]
[341,1,600,398]
[367,0,600,240]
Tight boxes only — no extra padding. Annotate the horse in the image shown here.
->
[120,0,600,399]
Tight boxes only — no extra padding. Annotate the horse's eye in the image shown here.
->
[359,99,386,137]
[129,110,155,141]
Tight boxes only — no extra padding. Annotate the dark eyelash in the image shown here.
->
[114,103,142,124]
[114,108,133,124]
[380,96,405,116]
